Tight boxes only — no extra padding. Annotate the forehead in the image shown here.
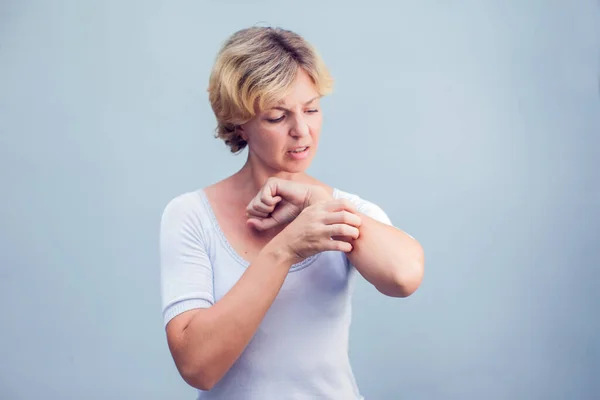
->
[275,69,320,106]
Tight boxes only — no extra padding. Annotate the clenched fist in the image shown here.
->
[246,177,332,231]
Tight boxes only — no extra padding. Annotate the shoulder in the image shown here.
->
[332,188,392,226]
[161,190,204,223]
[160,190,210,242]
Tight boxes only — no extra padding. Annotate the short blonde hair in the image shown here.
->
[208,26,333,153]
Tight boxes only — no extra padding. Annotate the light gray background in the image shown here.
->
[1,1,599,399]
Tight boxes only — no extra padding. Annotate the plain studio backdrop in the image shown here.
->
[1,1,599,399]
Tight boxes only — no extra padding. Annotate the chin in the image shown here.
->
[282,155,315,173]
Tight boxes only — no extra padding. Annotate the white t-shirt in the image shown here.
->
[160,187,392,399]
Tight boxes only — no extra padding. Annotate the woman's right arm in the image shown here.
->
[165,244,294,391]
[162,198,361,391]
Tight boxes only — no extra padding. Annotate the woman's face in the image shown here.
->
[239,68,323,174]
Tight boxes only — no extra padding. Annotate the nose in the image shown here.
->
[289,114,309,138]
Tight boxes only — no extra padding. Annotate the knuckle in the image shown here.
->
[334,199,348,210]
[267,177,279,190]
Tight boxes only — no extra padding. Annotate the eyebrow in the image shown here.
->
[272,96,320,111]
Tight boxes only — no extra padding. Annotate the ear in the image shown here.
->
[236,125,248,141]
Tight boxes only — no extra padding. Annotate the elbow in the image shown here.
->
[388,245,425,298]
[194,379,217,392]
[394,273,422,297]
[166,312,223,391]
[178,362,219,391]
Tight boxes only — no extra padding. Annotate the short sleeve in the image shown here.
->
[159,193,214,327]
[356,199,416,239]
[334,188,416,239]
[334,189,393,226]
[355,200,393,226]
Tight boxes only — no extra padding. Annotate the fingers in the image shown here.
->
[325,223,360,240]
[324,239,353,253]
[247,208,270,218]
[331,235,356,243]
[248,179,314,223]
[247,217,279,231]
[246,195,282,217]
[323,210,362,228]
[260,189,281,207]
[322,199,358,214]
[268,177,309,203]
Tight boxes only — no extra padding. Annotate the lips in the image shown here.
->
[286,145,311,160]
[288,146,309,153]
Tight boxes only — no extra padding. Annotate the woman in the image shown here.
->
[159,26,424,399]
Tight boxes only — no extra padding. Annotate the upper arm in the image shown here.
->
[353,195,417,240]
[336,190,393,227]
[356,200,393,226]
[160,193,215,332]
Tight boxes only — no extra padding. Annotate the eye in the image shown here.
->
[267,115,285,123]
[306,109,319,114]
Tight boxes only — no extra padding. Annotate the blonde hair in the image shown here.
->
[208,26,333,153]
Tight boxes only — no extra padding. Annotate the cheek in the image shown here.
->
[253,126,287,152]
[310,117,323,137]
[312,111,323,126]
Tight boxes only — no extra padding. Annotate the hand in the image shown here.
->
[246,177,332,231]
[266,199,362,264]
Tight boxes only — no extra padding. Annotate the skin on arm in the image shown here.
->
[346,212,424,297]
[313,190,424,297]
[312,188,424,297]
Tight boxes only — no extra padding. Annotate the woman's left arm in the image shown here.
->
[345,211,424,298]
[309,187,424,297]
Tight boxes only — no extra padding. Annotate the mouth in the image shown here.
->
[288,146,309,154]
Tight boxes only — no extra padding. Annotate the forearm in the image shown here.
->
[171,246,293,390]
[347,213,424,297]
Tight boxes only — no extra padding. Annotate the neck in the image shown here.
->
[233,153,308,197]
